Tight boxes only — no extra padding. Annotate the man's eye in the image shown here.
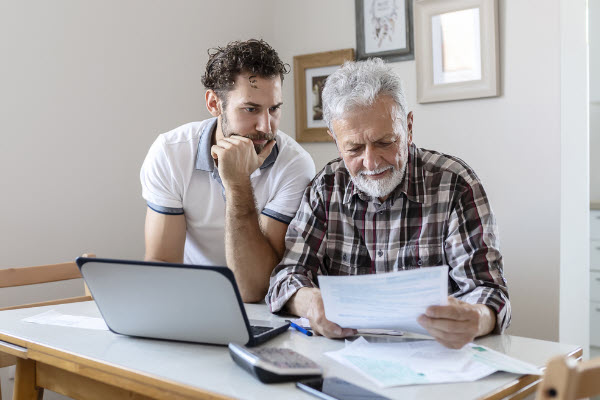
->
[269,106,281,112]
[377,142,393,147]
[244,107,256,112]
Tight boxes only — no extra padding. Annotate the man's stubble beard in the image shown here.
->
[221,108,275,154]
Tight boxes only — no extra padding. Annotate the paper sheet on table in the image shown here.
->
[325,337,541,388]
[318,266,448,335]
[289,317,404,336]
[22,310,109,331]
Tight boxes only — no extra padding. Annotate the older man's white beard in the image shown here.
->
[350,138,409,199]
[350,163,406,199]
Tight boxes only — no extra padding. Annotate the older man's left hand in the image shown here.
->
[417,297,496,349]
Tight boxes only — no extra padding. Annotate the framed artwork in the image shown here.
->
[414,0,500,103]
[355,0,414,62]
[294,49,355,143]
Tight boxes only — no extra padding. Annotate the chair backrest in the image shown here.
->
[535,355,600,400]
[0,254,96,400]
[0,253,95,312]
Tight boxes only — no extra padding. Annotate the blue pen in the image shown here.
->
[286,320,313,336]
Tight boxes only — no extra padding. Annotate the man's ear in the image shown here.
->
[407,111,413,146]
[327,130,340,153]
[205,90,222,117]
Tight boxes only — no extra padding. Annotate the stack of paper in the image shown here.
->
[325,337,541,387]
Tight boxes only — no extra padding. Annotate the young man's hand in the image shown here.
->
[211,136,275,186]
[417,297,496,349]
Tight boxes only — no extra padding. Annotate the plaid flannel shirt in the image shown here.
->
[266,143,511,333]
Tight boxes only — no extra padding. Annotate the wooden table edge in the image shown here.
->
[479,347,583,400]
[0,324,584,400]
[1,333,233,400]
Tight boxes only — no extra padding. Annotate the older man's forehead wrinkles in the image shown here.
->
[342,135,366,147]
[344,131,396,145]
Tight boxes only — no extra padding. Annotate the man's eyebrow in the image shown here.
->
[241,102,283,108]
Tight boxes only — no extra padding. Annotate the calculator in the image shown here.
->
[228,343,323,383]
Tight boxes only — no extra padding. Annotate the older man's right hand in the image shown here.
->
[292,288,356,338]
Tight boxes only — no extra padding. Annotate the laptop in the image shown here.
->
[75,257,290,347]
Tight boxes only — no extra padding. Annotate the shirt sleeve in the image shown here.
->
[265,183,327,312]
[261,153,316,224]
[445,177,511,334]
[140,135,185,214]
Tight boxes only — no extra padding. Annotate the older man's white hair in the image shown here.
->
[322,58,408,138]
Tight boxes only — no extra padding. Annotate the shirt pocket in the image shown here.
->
[396,244,444,270]
[325,242,372,275]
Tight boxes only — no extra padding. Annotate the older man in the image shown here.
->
[266,59,510,349]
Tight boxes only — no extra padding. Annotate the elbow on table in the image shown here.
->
[239,287,268,304]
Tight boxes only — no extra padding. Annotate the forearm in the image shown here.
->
[224,179,280,302]
[446,184,511,333]
[456,285,510,334]
[473,304,496,337]
[286,287,320,317]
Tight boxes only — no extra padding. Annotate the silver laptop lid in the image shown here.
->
[77,258,251,345]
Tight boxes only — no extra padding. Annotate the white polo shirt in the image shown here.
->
[140,118,316,266]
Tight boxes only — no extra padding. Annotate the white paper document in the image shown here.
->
[325,337,541,387]
[318,266,449,335]
[23,310,109,331]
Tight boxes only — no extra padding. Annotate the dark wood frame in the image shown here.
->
[293,49,355,143]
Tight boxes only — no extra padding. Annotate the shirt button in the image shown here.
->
[417,259,423,266]
[377,250,383,257]
[342,254,347,261]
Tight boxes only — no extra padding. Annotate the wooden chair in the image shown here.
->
[0,254,95,400]
[535,355,600,400]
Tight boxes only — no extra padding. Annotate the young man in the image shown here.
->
[140,39,315,302]
[267,59,510,349]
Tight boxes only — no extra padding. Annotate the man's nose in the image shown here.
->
[363,145,378,171]
[256,110,271,133]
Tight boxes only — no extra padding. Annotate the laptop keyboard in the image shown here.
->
[250,325,272,336]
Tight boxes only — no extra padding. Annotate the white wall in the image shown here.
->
[0,1,590,344]
[0,1,270,269]
[591,0,600,202]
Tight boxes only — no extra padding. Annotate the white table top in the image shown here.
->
[0,301,581,400]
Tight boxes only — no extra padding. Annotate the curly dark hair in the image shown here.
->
[201,39,290,99]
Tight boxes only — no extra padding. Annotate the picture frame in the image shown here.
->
[294,49,355,143]
[414,0,499,103]
[355,0,414,62]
